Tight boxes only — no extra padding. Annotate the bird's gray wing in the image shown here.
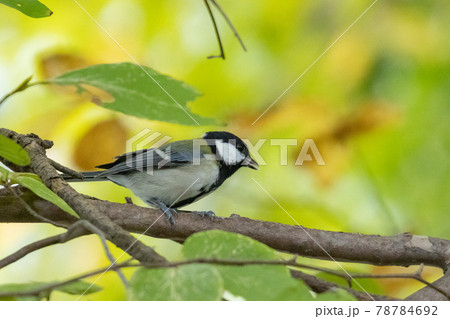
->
[95,140,204,176]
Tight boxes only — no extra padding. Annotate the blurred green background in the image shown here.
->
[0,0,449,300]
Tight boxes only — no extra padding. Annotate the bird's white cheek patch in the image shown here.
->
[215,140,245,165]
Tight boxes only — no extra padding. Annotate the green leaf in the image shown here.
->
[183,230,313,300]
[54,281,101,295]
[0,0,52,18]
[0,165,12,183]
[0,282,47,294]
[314,289,357,301]
[0,135,30,166]
[129,264,223,301]
[11,173,78,217]
[0,280,100,300]
[48,63,216,125]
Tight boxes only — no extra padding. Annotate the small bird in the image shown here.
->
[64,131,259,224]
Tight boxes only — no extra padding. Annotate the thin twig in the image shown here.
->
[350,264,449,299]
[290,269,398,301]
[209,0,246,51]
[204,0,225,59]
[1,258,448,300]
[0,262,134,298]
[0,219,128,288]
[48,158,84,180]
[0,224,86,270]
[75,220,129,288]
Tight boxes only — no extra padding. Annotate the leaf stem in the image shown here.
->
[0,75,37,106]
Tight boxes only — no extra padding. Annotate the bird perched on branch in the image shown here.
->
[63,131,259,224]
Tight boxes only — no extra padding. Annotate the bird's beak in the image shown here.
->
[242,156,259,170]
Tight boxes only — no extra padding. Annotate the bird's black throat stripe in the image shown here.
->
[205,141,242,189]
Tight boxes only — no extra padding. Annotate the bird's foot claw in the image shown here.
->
[191,210,216,220]
[163,208,178,225]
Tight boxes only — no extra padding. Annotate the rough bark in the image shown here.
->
[1,187,449,271]
[1,128,449,300]
[0,128,165,263]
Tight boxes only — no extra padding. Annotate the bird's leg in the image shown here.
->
[147,199,178,225]
[188,210,216,221]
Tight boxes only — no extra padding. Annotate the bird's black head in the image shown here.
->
[202,131,259,170]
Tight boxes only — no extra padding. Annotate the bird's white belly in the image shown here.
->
[107,161,219,207]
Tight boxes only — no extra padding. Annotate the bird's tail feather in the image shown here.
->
[61,171,108,182]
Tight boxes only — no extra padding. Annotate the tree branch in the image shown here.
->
[5,184,68,229]
[0,128,166,264]
[1,186,449,271]
[1,128,450,300]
